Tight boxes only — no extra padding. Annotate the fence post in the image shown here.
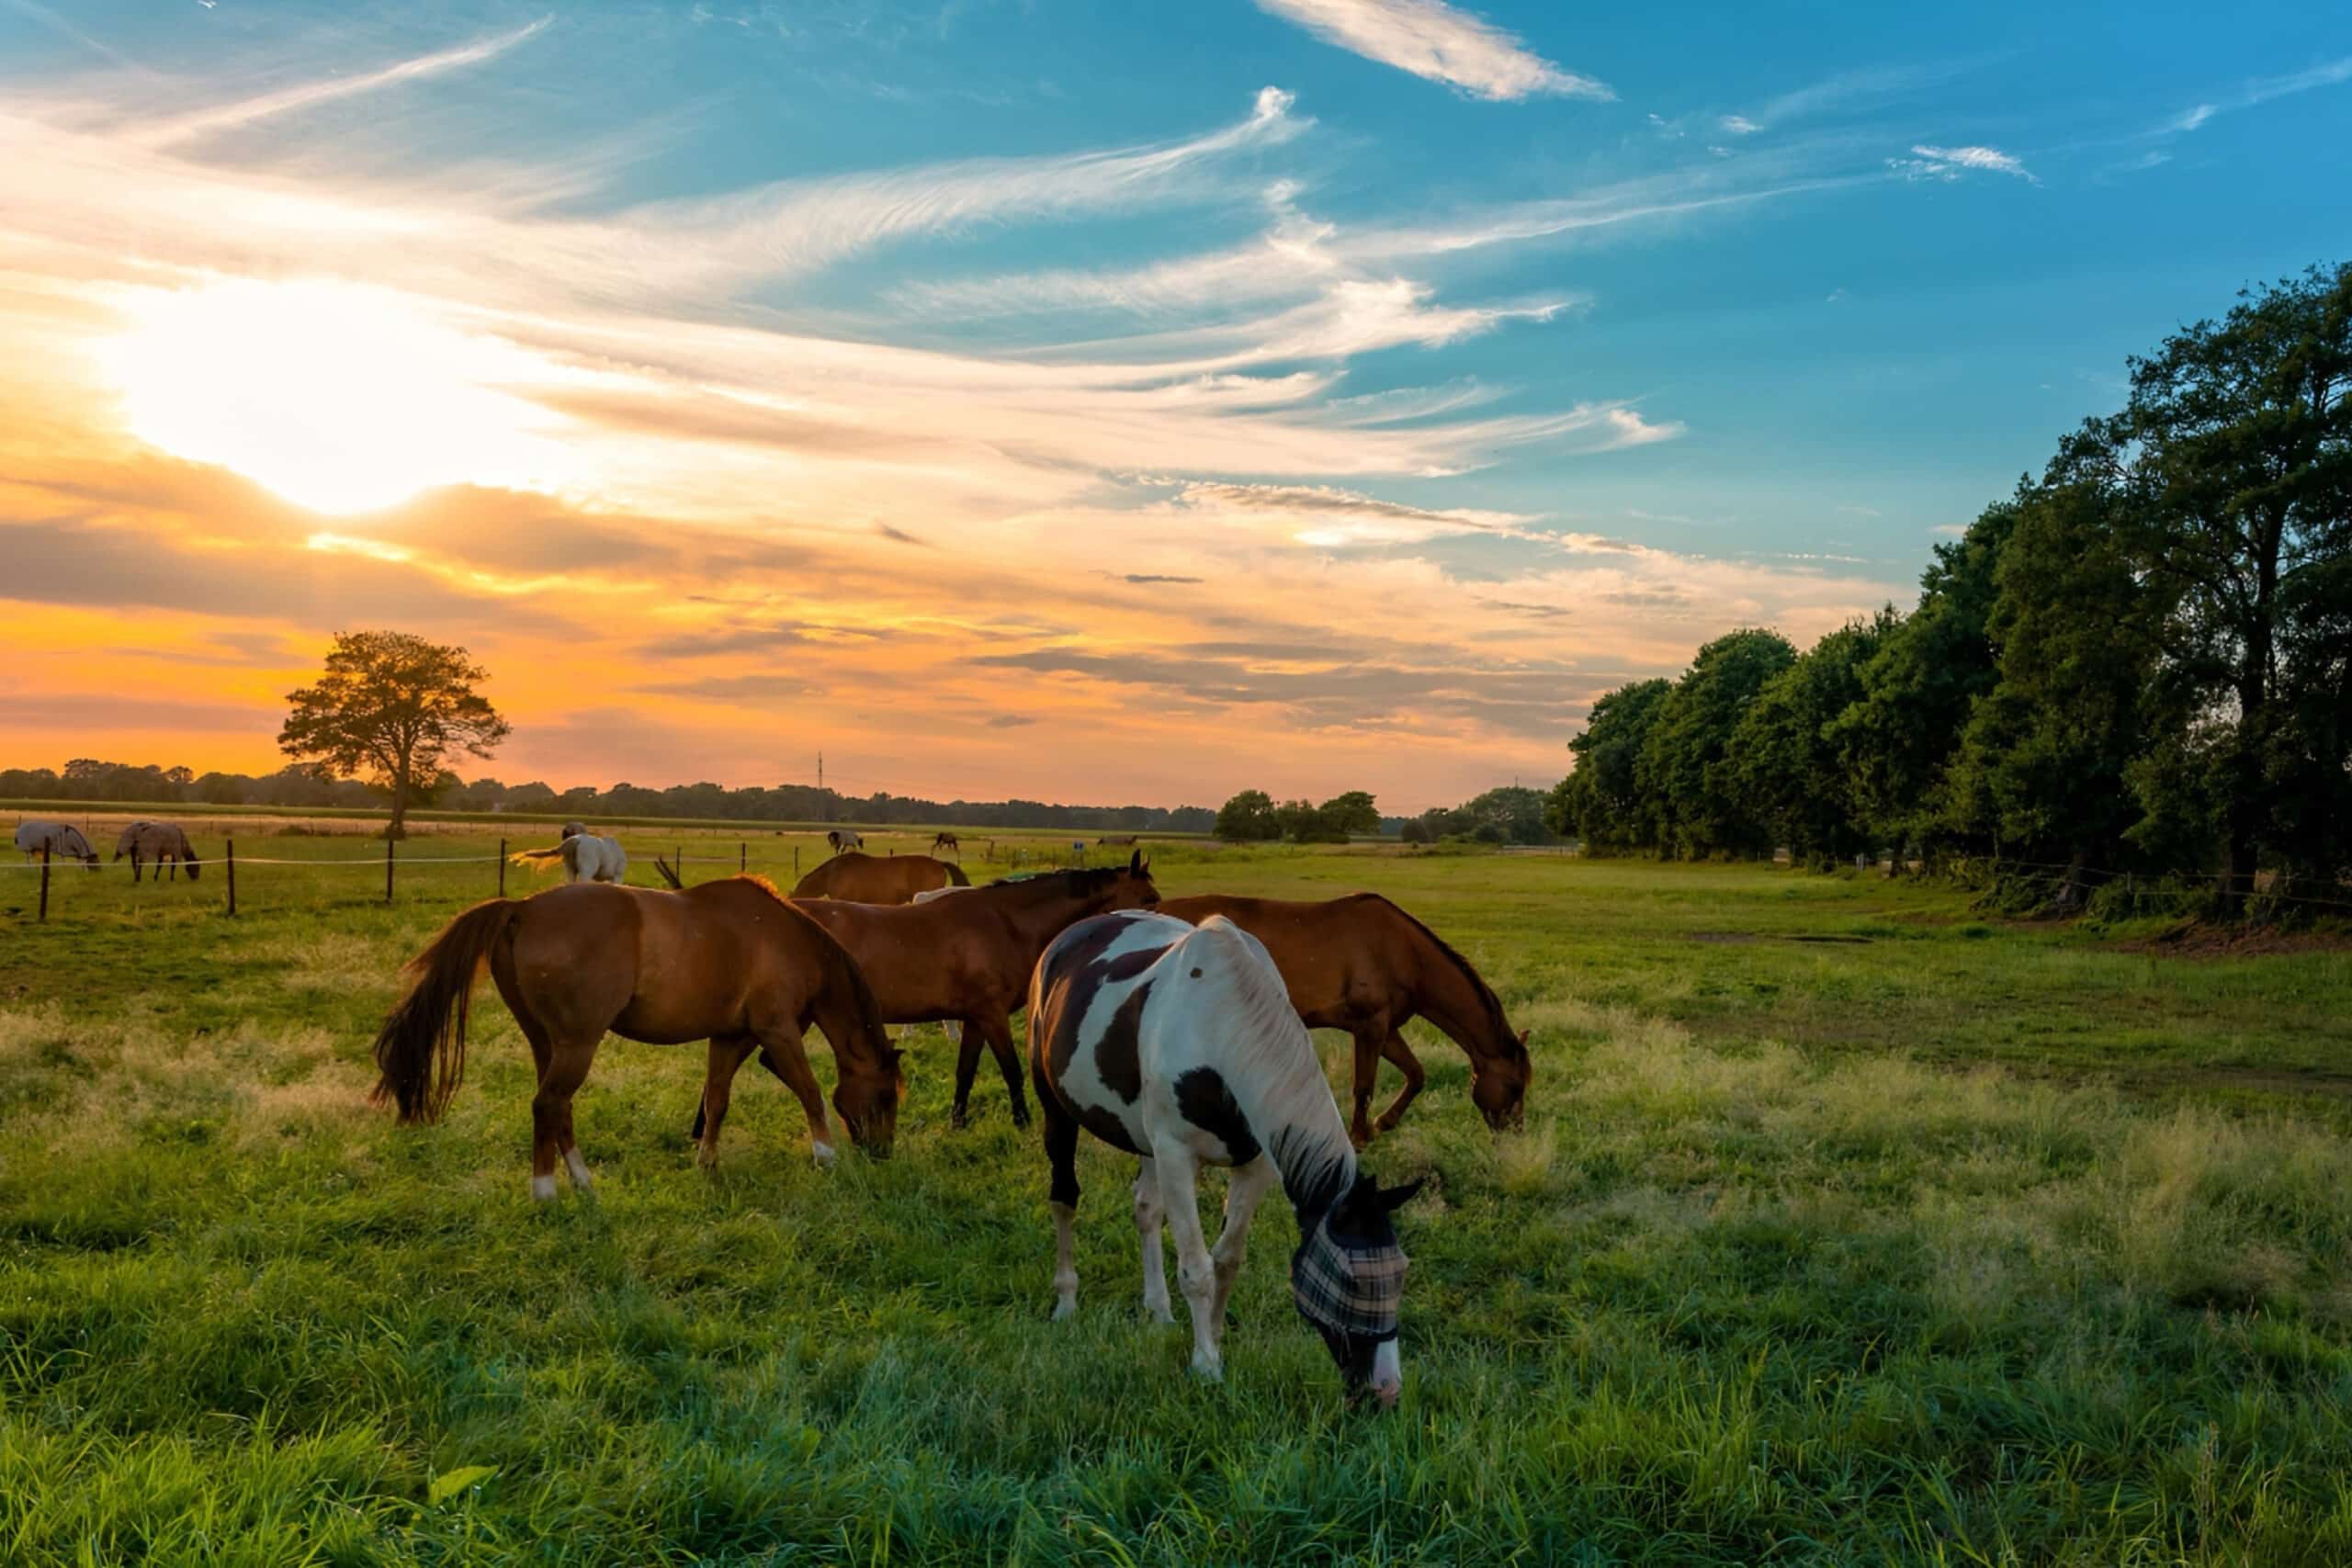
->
[226,837,236,917]
[794,846,799,879]
[37,844,49,922]
[677,846,684,887]
[385,838,395,905]
[499,838,507,897]
[740,840,746,874]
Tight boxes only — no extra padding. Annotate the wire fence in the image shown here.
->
[5,829,1104,923]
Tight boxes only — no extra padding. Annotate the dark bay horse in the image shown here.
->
[792,850,967,903]
[1154,893,1531,1144]
[692,852,1160,1140]
[372,877,904,1201]
[1031,910,1420,1404]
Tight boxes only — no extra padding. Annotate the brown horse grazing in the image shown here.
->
[114,820,201,882]
[932,831,959,858]
[371,877,904,1201]
[693,852,1160,1139]
[1153,894,1531,1144]
[792,850,968,903]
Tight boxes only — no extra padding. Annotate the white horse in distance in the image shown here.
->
[15,821,100,868]
[512,829,628,884]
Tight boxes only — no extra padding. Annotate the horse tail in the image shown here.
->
[511,846,565,866]
[944,861,969,886]
[370,898,522,1124]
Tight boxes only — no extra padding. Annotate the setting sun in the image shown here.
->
[97,278,570,514]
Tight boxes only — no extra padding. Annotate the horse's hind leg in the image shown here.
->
[1347,1015,1391,1146]
[1037,1078,1082,1321]
[532,1040,599,1201]
[950,1022,988,1130]
[1133,1158,1171,1324]
[1373,1030,1427,1135]
[695,1034,762,1168]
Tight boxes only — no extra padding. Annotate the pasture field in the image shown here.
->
[4,835,2351,1564]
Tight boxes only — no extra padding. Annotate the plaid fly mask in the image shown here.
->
[1291,1213,1406,1342]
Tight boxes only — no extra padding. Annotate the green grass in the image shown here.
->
[4,839,2350,1563]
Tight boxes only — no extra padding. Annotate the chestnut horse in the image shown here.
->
[792,850,967,903]
[691,852,1160,1140]
[1154,893,1531,1144]
[371,877,904,1201]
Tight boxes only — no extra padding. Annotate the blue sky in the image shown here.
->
[1,0,2347,806]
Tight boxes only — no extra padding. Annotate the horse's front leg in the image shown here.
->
[1347,1016,1389,1146]
[1373,1030,1427,1134]
[1132,1157,1171,1324]
[758,1023,838,1165]
[1208,1155,1278,1330]
[1151,1143,1220,1380]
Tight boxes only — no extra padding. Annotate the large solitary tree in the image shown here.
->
[279,631,510,839]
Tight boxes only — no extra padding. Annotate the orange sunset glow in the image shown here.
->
[0,8,1939,811]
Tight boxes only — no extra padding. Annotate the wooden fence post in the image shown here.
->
[676,846,684,887]
[793,846,799,879]
[740,841,746,874]
[385,838,395,904]
[499,838,507,897]
[225,837,236,917]
[37,843,50,922]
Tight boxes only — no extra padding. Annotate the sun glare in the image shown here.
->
[99,279,571,514]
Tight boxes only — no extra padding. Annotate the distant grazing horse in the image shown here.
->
[933,831,959,858]
[113,819,201,882]
[512,833,627,884]
[370,878,904,1201]
[827,829,865,855]
[791,851,967,903]
[1097,835,1138,847]
[1032,910,1421,1404]
[1155,894,1531,1145]
[691,852,1160,1139]
[15,821,99,869]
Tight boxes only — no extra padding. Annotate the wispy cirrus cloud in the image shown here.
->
[132,16,554,148]
[1888,143,2037,184]
[1253,0,1610,102]
[2154,53,2352,137]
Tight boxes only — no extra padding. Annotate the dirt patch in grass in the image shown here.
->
[2115,919,2352,959]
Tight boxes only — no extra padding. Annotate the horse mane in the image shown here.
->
[1357,894,1518,1055]
[729,872,791,905]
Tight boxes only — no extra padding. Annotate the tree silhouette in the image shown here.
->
[278,631,510,840]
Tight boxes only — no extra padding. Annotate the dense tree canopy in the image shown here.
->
[278,631,510,839]
[1548,263,2349,912]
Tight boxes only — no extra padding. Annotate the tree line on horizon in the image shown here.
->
[0,758,1220,836]
[1548,263,2350,914]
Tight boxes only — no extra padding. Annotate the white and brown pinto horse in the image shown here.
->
[826,829,865,855]
[1031,910,1420,1405]
[15,821,100,869]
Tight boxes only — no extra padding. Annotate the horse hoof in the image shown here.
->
[1189,1359,1223,1383]
[810,1142,838,1168]
[529,1175,558,1204]
[1051,1299,1077,1323]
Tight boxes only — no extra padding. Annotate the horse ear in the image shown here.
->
[1378,1178,1425,1212]
[1128,849,1144,874]
[1517,1028,1532,1048]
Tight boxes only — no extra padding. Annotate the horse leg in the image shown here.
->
[950,1020,988,1130]
[1347,1015,1390,1146]
[1208,1154,1279,1329]
[1036,1048,1083,1321]
[687,1044,787,1143]
[695,1034,762,1168]
[1373,1030,1428,1135]
[1133,1158,1172,1324]
[758,1023,838,1166]
[976,1012,1030,1127]
[531,1041,597,1202]
[1152,1145,1221,1380]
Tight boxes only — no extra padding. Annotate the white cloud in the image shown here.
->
[135,17,553,148]
[1253,0,1610,102]
[2155,54,2352,137]
[1720,114,1760,134]
[1889,143,2037,185]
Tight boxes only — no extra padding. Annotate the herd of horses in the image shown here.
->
[15,818,201,880]
[371,840,1532,1405]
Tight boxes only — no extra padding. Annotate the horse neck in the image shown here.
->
[997,882,1109,957]
[1402,916,1512,1066]
[1224,1030,1359,1226]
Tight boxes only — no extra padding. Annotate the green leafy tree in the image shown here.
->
[1639,629,1796,858]
[2067,263,2352,907]
[1318,790,1382,837]
[1945,479,2164,902]
[1214,788,1280,841]
[1547,678,1672,852]
[278,630,510,840]
[1726,612,1895,867]
[1828,505,2014,863]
